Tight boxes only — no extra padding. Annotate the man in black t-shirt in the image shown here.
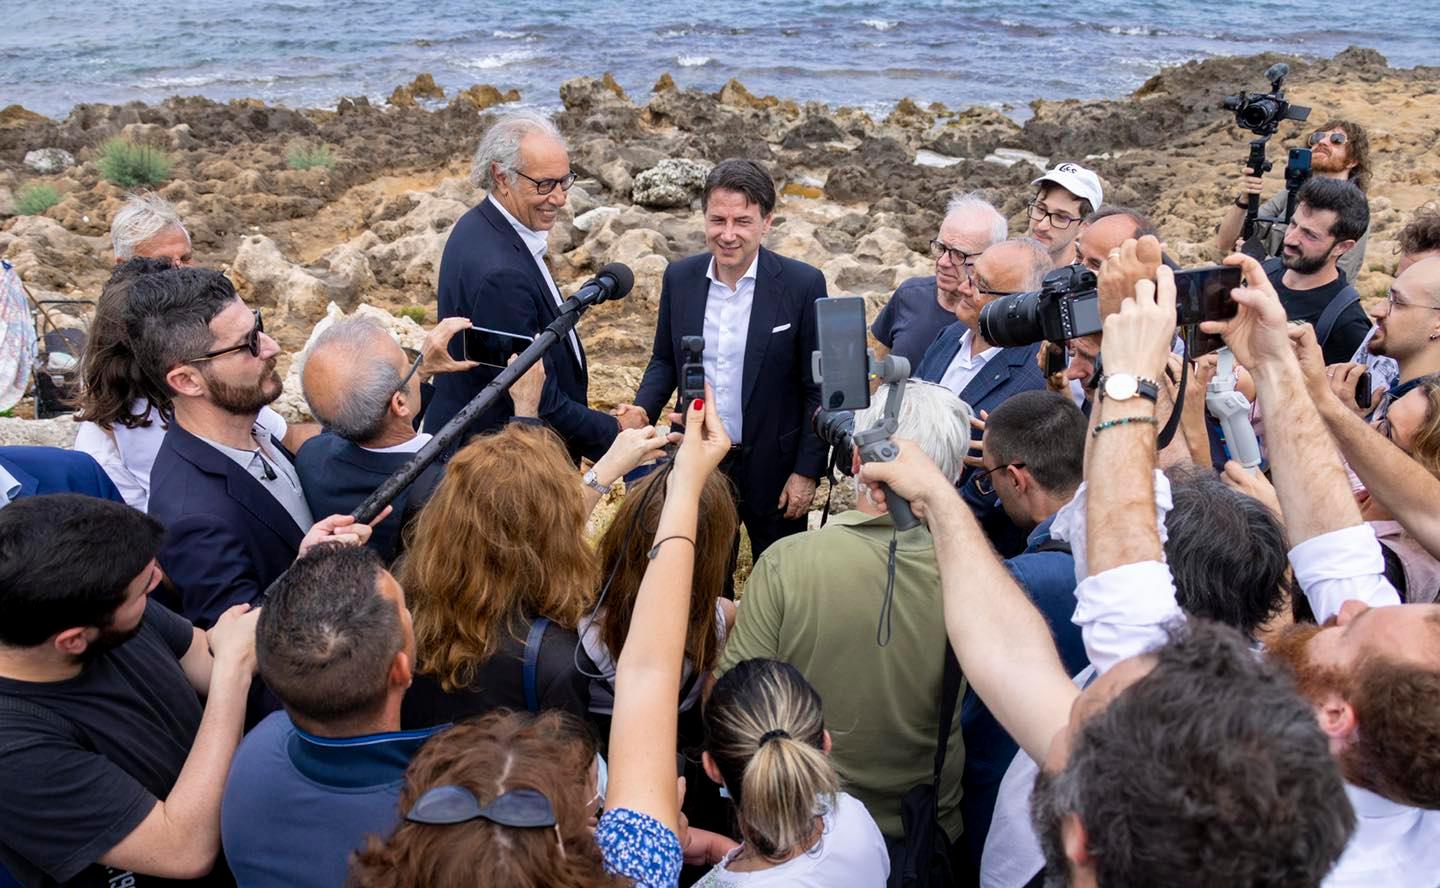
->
[0,495,257,887]
[1264,177,1373,365]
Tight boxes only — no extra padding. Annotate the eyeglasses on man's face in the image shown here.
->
[1027,201,1080,230]
[186,310,264,364]
[930,239,978,279]
[973,461,1025,497]
[1383,289,1440,312]
[512,169,577,196]
[396,348,423,395]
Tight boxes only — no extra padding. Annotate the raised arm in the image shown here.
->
[605,387,730,833]
[858,448,1077,766]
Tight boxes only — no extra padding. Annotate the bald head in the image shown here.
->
[1397,256,1440,303]
[1077,210,1158,273]
[982,238,1053,292]
[302,318,409,444]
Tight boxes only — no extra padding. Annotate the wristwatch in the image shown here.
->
[1101,373,1159,403]
[582,467,611,494]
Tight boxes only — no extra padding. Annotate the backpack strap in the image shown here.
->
[1031,536,1074,556]
[1315,284,1363,349]
[0,694,93,749]
[522,617,551,714]
[930,647,963,798]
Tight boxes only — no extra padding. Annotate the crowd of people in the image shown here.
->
[0,103,1437,888]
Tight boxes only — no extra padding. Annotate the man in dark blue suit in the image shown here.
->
[0,446,123,506]
[623,159,828,558]
[915,237,1053,556]
[124,268,372,628]
[425,110,629,463]
[296,315,545,563]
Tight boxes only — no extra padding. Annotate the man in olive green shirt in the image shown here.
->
[714,380,972,844]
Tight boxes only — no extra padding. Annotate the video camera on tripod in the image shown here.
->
[1223,63,1313,249]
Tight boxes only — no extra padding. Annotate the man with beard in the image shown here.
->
[1263,177,1372,365]
[1218,120,1373,284]
[126,268,375,628]
[855,253,1354,886]
[1024,163,1104,267]
[1348,257,1440,420]
[871,192,1008,368]
[0,494,258,886]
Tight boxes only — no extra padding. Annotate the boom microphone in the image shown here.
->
[571,262,634,308]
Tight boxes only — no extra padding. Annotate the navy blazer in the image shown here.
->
[633,248,828,505]
[294,432,443,564]
[148,423,305,629]
[426,199,617,463]
[914,321,1047,418]
[0,446,123,503]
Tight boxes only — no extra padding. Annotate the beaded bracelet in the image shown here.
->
[1091,415,1159,438]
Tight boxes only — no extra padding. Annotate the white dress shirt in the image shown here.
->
[360,432,433,454]
[938,329,1001,399]
[0,461,20,509]
[488,195,583,366]
[703,253,759,444]
[198,425,314,532]
[73,401,288,511]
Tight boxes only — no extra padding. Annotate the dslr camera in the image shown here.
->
[978,264,1245,357]
[1222,62,1310,137]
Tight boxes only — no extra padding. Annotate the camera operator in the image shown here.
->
[1264,177,1374,365]
[1216,119,1373,283]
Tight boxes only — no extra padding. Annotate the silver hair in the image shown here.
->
[469,110,565,190]
[110,192,189,260]
[302,317,402,443]
[944,191,1009,249]
[854,380,973,485]
[1004,237,1055,290]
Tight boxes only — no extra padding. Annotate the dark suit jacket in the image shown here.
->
[294,432,443,564]
[426,199,616,463]
[148,424,305,629]
[634,248,828,507]
[916,322,1047,557]
[0,446,123,503]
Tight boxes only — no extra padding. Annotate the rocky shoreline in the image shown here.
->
[2,45,1437,434]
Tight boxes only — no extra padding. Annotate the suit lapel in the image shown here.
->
[741,249,782,407]
[170,425,306,550]
[960,345,1023,407]
[479,199,583,375]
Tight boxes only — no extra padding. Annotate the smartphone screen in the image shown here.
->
[1175,265,1242,357]
[462,326,534,368]
[814,297,870,411]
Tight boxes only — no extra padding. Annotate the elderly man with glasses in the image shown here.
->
[124,267,376,631]
[870,192,1008,368]
[1217,119,1374,283]
[427,110,632,464]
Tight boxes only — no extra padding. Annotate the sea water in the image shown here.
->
[1,0,1436,119]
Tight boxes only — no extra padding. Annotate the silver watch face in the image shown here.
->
[1105,374,1138,401]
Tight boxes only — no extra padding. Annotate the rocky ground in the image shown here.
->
[3,46,1438,436]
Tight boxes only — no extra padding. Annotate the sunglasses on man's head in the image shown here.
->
[185,310,264,364]
[1309,131,1348,146]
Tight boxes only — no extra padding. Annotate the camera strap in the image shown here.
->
[1156,350,1188,451]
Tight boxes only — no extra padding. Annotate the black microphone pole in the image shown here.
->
[350,263,632,524]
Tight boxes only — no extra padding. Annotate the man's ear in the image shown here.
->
[1062,812,1092,869]
[1315,691,1358,756]
[1007,464,1031,496]
[390,649,412,691]
[52,627,95,659]
[165,364,206,400]
[390,389,411,422]
[1331,239,1358,260]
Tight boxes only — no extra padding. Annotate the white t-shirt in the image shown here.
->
[73,401,289,511]
[693,792,889,887]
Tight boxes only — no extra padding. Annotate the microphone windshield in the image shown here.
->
[597,262,634,301]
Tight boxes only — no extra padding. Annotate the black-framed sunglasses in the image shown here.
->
[396,348,423,394]
[511,169,577,195]
[186,310,264,363]
[405,785,557,828]
[973,461,1025,497]
[1309,131,1348,146]
[1027,201,1080,230]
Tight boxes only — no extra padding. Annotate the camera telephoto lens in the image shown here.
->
[978,291,1045,348]
[811,409,857,473]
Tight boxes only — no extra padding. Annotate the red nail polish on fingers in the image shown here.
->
[692,398,704,411]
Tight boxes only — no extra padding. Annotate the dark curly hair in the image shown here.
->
[1398,204,1440,259]
[72,257,178,429]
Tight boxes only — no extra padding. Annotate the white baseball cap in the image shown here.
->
[1031,162,1104,213]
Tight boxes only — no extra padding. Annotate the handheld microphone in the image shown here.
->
[570,262,634,308]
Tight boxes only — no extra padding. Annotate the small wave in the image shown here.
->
[136,73,278,89]
[860,19,899,31]
[677,54,712,67]
[456,49,536,71]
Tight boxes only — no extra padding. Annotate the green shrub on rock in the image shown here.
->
[15,183,61,215]
[394,305,427,324]
[286,143,336,172]
[97,139,172,188]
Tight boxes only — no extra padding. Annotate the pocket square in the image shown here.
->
[771,323,792,333]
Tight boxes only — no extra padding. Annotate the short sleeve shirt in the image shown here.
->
[871,276,956,370]
[1266,266,1373,365]
[0,600,219,887]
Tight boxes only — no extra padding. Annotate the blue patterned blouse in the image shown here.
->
[597,807,683,887]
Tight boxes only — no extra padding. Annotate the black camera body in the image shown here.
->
[1222,63,1310,137]
[679,336,706,405]
[978,265,1101,348]
[812,409,857,475]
